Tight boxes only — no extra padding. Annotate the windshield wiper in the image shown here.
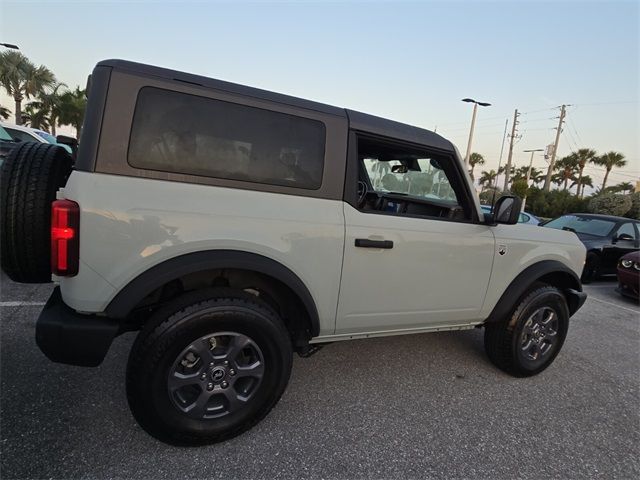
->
[561,226,577,233]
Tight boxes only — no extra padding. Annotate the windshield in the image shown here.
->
[545,215,616,237]
[34,130,57,144]
[0,126,13,142]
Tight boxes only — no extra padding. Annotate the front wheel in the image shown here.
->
[484,285,569,377]
[126,288,292,445]
[581,252,600,284]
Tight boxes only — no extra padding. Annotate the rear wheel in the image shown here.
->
[1,142,72,283]
[484,285,569,377]
[126,288,293,445]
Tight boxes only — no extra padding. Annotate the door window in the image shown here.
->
[357,136,471,221]
[616,223,637,240]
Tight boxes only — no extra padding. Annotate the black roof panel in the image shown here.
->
[97,59,454,151]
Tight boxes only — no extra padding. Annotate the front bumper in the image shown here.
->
[36,287,120,367]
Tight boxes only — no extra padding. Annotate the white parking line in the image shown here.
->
[588,296,639,314]
[0,301,46,307]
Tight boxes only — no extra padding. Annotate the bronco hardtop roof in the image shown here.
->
[97,59,454,152]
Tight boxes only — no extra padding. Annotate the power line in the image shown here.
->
[571,100,638,107]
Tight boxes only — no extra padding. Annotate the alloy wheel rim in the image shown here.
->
[519,307,559,362]
[167,331,265,419]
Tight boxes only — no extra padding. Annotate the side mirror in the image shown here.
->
[56,134,77,148]
[616,233,634,242]
[492,195,522,225]
[56,135,78,159]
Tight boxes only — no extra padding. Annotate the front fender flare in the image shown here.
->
[483,260,584,324]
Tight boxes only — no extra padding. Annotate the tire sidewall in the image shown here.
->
[509,288,569,375]
[128,296,292,444]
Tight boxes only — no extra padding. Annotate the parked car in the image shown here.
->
[542,213,640,282]
[480,204,541,225]
[616,251,639,301]
[0,122,73,154]
[1,59,587,446]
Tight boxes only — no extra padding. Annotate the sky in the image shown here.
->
[1,0,638,191]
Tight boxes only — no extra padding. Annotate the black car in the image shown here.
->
[542,213,640,282]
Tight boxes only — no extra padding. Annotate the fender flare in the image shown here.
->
[105,250,320,336]
[483,260,584,324]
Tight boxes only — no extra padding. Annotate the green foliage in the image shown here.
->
[624,192,640,220]
[588,193,633,217]
[0,51,56,124]
[479,187,501,205]
[526,188,590,218]
[57,87,87,137]
[0,104,10,120]
[510,179,529,199]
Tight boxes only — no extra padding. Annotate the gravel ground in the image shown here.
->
[1,274,638,479]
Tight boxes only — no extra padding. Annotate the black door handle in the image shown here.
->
[355,239,394,249]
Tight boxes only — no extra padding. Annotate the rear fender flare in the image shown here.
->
[105,250,320,336]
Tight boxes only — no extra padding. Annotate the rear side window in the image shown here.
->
[128,87,326,189]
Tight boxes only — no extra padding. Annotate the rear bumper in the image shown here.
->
[566,288,587,316]
[36,287,120,367]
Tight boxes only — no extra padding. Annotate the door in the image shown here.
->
[602,222,639,273]
[335,135,495,334]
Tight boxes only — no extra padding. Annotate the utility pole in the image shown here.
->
[543,104,567,191]
[522,148,544,210]
[503,109,519,191]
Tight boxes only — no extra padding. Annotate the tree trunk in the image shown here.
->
[75,122,82,140]
[13,93,22,125]
[51,116,56,135]
[577,167,584,197]
[601,169,611,191]
[563,177,568,191]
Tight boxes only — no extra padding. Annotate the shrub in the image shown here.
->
[625,192,640,219]
[588,193,632,217]
[479,187,501,205]
[525,189,589,218]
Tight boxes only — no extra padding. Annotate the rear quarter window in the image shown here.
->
[128,87,326,189]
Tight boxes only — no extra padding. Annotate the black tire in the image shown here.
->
[126,288,293,446]
[484,285,569,377]
[1,142,72,283]
[581,252,600,284]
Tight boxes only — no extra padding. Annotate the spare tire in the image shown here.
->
[1,142,73,283]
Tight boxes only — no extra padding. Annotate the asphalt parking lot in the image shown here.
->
[1,274,638,479]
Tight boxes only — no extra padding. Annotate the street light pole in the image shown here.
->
[522,148,544,210]
[0,43,19,49]
[462,98,491,168]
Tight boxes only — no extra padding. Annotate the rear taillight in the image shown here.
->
[51,199,79,276]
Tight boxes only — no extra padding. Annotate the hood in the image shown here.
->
[621,250,640,262]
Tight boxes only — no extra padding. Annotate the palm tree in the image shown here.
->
[39,82,67,135]
[554,154,579,191]
[22,101,50,130]
[478,169,497,192]
[593,151,627,191]
[0,51,56,125]
[529,167,545,186]
[0,104,10,120]
[573,148,598,197]
[468,152,485,181]
[570,175,593,198]
[614,181,634,194]
[58,87,87,138]
[497,164,515,190]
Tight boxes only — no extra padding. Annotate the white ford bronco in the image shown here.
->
[1,60,587,446]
